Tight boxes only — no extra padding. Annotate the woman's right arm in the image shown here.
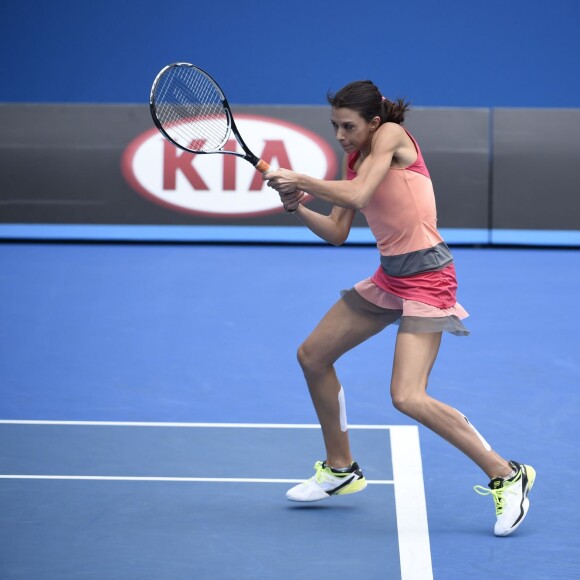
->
[290,203,356,246]
[283,156,355,246]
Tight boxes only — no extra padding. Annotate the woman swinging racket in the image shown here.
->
[265,80,535,537]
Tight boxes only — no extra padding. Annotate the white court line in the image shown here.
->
[390,426,433,580]
[0,420,392,429]
[0,420,431,580]
[0,475,393,484]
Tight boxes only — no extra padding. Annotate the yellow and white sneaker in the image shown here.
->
[474,460,536,536]
[286,461,367,502]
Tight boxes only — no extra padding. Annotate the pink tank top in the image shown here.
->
[347,126,458,309]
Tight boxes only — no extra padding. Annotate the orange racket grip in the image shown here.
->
[255,159,270,174]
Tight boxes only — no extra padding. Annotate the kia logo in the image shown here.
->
[122,114,338,218]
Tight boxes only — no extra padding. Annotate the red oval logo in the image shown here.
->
[122,114,338,218]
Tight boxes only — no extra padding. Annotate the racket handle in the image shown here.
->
[255,159,270,174]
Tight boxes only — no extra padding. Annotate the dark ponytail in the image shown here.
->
[327,80,410,125]
[381,97,410,125]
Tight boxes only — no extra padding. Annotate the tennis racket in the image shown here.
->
[150,63,270,174]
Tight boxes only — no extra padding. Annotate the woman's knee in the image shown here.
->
[297,340,330,374]
[390,387,427,417]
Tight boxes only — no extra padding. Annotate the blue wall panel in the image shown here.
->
[1,0,579,107]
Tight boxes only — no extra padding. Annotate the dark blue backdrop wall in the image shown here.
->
[1,0,579,107]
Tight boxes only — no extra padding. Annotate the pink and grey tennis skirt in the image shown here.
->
[343,278,470,336]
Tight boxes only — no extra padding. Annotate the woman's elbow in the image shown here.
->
[328,230,349,246]
[351,192,372,211]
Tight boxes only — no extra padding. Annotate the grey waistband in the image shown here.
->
[380,242,453,277]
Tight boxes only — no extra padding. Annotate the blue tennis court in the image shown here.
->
[1,242,579,579]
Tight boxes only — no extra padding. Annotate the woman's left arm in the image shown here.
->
[266,123,402,210]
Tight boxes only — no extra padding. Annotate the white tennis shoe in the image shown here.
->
[286,460,367,502]
[474,460,536,536]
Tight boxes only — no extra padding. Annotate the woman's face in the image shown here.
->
[331,107,379,154]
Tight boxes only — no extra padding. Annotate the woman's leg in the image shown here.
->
[390,331,512,479]
[297,292,401,468]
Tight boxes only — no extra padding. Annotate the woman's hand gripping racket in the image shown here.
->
[150,63,270,174]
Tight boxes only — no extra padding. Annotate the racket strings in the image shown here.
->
[153,67,230,152]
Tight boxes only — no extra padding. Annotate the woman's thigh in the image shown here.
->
[301,290,402,366]
[391,331,443,397]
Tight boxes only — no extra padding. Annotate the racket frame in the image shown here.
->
[150,63,269,173]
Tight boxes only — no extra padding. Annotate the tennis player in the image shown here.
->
[264,80,535,537]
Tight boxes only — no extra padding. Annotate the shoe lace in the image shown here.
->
[473,470,522,516]
[313,461,330,483]
[473,484,505,515]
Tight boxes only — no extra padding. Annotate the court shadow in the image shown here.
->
[284,503,360,512]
